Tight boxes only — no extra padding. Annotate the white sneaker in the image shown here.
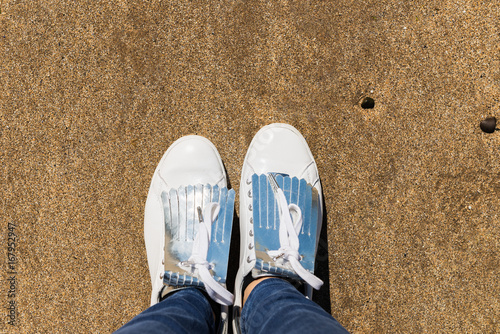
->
[144,135,234,330]
[233,123,324,332]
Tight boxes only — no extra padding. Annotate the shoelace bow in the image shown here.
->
[267,175,324,290]
[183,202,234,306]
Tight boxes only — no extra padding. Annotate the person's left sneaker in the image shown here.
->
[144,135,234,331]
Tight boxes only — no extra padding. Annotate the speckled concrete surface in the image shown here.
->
[1,1,499,333]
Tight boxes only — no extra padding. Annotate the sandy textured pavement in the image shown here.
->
[1,0,499,332]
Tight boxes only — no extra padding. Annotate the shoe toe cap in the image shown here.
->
[245,124,319,184]
[158,135,226,189]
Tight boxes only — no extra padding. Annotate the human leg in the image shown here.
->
[241,278,349,334]
[115,288,216,334]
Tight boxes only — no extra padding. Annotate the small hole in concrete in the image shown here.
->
[361,97,375,109]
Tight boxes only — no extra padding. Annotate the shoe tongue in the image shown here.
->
[161,184,235,290]
[250,173,320,282]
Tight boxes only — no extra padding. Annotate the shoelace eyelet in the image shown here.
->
[250,217,253,224]
[160,272,164,279]
[248,190,252,198]
[246,178,252,185]
[249,204,252,211]
[249,230,253,237]
[248,243,254,250]
[246,256,252,263]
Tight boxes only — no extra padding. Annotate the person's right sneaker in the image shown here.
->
[233,123,324,332]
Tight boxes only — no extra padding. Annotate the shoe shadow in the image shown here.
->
[224,165,239,334]
[224,164,239,296]
[313,196,332,314]
[227,212,240,295]
[227,211,240,334]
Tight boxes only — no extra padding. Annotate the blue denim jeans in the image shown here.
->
[116,278,349,333]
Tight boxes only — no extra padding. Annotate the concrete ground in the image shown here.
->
[1,0,499,332]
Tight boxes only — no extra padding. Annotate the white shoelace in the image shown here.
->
[181,202,234,306]
[267,175,324,290]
